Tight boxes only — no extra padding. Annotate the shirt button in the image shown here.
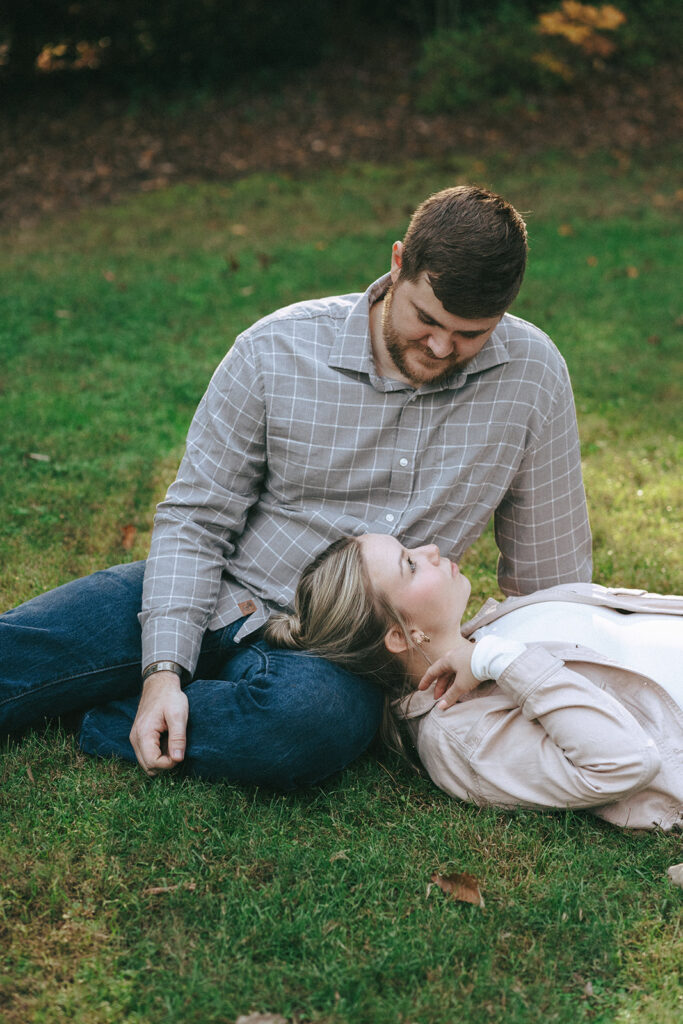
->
[385,513,395,523]
[399,458,408,467]
[277,598,287,607]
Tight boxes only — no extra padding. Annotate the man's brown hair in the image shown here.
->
[400,185,528,318]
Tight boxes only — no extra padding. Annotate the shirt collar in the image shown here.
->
[328,273,511,392]
[327,273,390,380]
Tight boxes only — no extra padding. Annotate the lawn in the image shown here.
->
[1,151,682,1023]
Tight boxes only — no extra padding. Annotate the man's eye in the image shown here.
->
[407,556,417,574]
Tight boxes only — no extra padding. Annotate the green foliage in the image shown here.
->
[416,12,558,113]
[415,1,681,113]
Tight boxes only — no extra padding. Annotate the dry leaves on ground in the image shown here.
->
[142,881,197,896]
[428,870,485,908]
[235,1015,288,1024]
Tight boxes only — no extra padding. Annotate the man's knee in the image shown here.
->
[185,644,383,789]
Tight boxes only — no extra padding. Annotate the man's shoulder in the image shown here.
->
[239,291,362,341]
[498,312,556,351]
[495,312,568,378]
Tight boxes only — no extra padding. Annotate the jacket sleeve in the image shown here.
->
[494,375,592,595]
[415,646,661,810]
[139,334,266,674]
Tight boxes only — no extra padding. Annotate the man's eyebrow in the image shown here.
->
[413,303,445,329]
[413,302,487,338]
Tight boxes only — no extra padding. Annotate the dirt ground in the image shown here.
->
[1,38,681,227]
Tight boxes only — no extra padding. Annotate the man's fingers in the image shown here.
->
[167,724,187,763]
[166,699,188,763]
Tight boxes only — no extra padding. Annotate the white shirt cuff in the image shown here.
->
[471,634,528,681]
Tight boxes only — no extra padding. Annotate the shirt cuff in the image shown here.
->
[471,634,527,681]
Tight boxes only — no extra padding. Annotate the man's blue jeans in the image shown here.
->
[0,562,384,789]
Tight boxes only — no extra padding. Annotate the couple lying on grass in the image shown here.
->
[4,530,682,832]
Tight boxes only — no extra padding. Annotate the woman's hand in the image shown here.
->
[417,638,478,710]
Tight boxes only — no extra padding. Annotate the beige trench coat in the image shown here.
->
[396,584,683,830]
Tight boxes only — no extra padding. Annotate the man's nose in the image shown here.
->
[426,330,454,358]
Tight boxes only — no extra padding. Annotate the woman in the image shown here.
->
[266,534,683,831]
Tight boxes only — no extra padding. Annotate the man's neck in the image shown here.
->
[369,296,412,385]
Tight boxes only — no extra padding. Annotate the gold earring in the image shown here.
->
[415,631,431,646]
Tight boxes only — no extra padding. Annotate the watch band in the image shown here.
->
[141,660,186,683]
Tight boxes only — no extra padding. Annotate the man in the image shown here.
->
[0,186,591,788]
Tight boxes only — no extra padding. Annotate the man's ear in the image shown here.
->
[384,624,409,655]
[390,241,403,283]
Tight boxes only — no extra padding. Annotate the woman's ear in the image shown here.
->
[384,624,409,655]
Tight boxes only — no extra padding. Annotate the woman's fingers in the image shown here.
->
[417,657,453,690]
[416,642,478,708]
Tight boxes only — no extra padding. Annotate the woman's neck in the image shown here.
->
[404,630,469,687]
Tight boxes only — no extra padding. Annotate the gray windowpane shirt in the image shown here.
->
[140,274,592,673]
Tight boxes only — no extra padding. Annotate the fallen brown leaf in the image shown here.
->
[235,1015,288,1024]
[121,524,137,550]
[429,870,485,908]
[143,881,197,895]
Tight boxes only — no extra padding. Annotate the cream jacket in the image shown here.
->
[396,584,683,830]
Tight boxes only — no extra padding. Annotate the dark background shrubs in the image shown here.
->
[1,1,678,102]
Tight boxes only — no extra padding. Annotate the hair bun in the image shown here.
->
[264,611,304,649]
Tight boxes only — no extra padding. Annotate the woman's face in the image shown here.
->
[358,533,471,638]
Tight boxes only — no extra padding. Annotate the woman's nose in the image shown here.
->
[419,544,441,563]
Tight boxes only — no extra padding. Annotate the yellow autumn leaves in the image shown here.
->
[535,3,628,81]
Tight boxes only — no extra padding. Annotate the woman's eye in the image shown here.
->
[407,556,417,574]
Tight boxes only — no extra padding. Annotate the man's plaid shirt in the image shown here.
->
[140,274,591,674]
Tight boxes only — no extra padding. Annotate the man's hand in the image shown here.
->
[417,638,478,711]
[129,671,189,776]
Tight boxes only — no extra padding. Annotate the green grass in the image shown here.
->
[1,151,682,1023]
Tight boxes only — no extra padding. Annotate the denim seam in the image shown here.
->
[0,659,142,708]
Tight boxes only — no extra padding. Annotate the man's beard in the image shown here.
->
[382,286,470,387]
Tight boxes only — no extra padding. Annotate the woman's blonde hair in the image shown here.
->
[265,536,413,752]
